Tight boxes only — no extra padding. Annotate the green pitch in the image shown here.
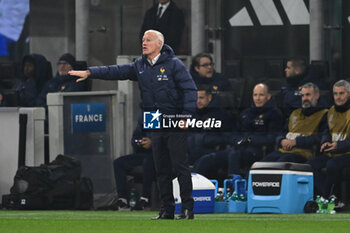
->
[1,210,349,233]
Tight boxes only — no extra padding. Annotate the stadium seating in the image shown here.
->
[224,59,241,79]
[263,58,284,80]
[228,78,246,109]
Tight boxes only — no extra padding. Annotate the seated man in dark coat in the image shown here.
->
[36,53,87,107]
[113,117,155,210]
[281,58,328,116]
[190,53,232,93]
[190,53,232,108]
[187,85,234,166]
[193,83,283,181]
[262,82,328,163]
[227,83,284,180]
[13,54,52,107]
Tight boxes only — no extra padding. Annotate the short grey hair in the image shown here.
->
[333,80,350,92]
[302,82,320,94]
[144,29,164,48]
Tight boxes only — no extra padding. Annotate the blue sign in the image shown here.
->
[72,103,106,133]
[143,110,161,129]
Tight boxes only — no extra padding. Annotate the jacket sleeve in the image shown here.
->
[336,140,350,153]
[275,120,289,147]
[295,113,328,148]
[250,110,284,147]
[89,63,138,81]
[173,59,197,115]
[281,84,301,115]
[320,112,332,144]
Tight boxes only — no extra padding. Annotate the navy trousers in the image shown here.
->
[113,152,155,199]
[151,131,193,213]
[262,151,307,163]
[228,146,263,175]
[193,149,230,178]
[308,154,350,197]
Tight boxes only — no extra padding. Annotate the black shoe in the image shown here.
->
[116,199,129,211]
[176,209,194,220]
[151,210,174,220]
[132,199,149,211]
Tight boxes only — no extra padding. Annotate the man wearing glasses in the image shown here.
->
[190,53,232,94]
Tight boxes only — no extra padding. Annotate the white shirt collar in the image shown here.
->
[158,1,170,18]
[148,53,161,66]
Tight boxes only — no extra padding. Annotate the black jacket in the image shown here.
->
[12,54,52,107]
[281,66,328,116]
[140,1,185,53]
[187,101,234,164]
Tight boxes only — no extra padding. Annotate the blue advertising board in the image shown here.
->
[71,103,106,133]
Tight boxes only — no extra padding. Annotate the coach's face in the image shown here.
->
[142,32,162,59]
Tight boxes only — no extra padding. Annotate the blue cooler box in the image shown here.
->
[173,173,215,214]
[248,162,313,214]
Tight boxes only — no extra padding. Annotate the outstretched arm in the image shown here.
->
[68,70,91,82]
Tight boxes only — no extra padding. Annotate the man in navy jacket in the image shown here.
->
[190,53,232,108]
[187,85,234,166]
[190,53,232,93]
[227,83,284,179]
[193,84,283,180]
[36,53,87,107]
[69,30,197,220]
[281,58,328,116]
[13,54,52,107]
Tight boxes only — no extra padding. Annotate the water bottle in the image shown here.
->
[225,192,231,201]
[215,193,221,202]
[231,191,239,201]
[239,193,247,202]
[321,200,329,214]
[98,135,105,154]
[327,198,336,214]
[129,188,138,209]
[315,195,322,213]
[217,188,224,201]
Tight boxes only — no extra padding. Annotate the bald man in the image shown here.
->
[69,30,197,220]
[193,83,283,181]
[226,83,283,179]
